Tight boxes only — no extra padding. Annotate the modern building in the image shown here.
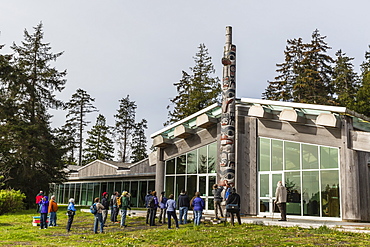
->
[150,98,370,222]
[52,159,155,207]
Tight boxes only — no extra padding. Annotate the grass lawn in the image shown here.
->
[1,206,370,246]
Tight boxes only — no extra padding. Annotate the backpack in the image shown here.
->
[148,196,155,208]
[117,196,122,208]
[90,203,97,214]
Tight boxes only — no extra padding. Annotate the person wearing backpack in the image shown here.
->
[120,191,131,228]
[92,197,105,234]
[158,191,167,224]
[212,184,224,220]
[148,191,158,226]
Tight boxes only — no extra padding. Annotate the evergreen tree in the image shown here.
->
[332,50,359,108]
[166,44,221,125]
[64,88,98,166]
[83,114,114,164]
[0,23,67,205]
[56,122,78,165]
[130,119,148,163]
[263,30,334,105]
[355,46,370,116]
[114,95,136,162]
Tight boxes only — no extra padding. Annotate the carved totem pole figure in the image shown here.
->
[220,26,236,186]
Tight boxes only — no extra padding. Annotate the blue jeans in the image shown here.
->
[94,213,104,233]
[40,213,48,229]
[49,212,57,226]
[194,210,202,226]
[120,209,127,226]
[179,207,188,224]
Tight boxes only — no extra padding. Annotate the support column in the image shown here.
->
[155,148,165,195]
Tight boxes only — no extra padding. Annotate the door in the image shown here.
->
[197,175,216,211]
[259,172,283,215]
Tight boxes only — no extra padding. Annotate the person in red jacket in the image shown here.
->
[35,191,44,213]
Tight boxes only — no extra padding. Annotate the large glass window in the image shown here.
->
[166,159,175,175]
[208,143,217,173]
[176,155,186,174]
[198,146,208,173]
[258,137,340,218]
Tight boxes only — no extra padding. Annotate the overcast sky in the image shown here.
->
[1,1,370,155]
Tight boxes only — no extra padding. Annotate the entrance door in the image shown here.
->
[259,172,283,215]
[198,175,216,211]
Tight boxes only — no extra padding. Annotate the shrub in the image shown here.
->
[0,189,26,215]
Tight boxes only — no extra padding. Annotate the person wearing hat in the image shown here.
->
[120,191,131,227]
[101,192,109,227]
[158,191,168,224]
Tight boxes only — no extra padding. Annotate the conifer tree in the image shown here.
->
[355,47,370,116]
[83,114,114,164]
[114,95,137,162]
[332,50,359,108]
[130,119,148,163]
[64,88,98,166]
[166,44,221,125]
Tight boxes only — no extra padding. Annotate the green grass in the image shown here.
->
[1,207,370,246]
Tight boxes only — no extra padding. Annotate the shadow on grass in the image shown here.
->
[0,223,12,226]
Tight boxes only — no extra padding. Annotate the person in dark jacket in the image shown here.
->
[177,190,190,224]
[38,196,49,229]
[226,188,241,226]
[149,191,159,226]
[212,184,224,219]
[158,191,167,224]
[101,192,109,226]
[144,190,152,225]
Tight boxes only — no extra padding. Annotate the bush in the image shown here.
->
[0,189,26,215]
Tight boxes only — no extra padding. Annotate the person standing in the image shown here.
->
[149,191,158,226]
[120,191,131,228]
[66,198,76,233]
[166,194,179,229]
[48,195,58,227]
[38,196,49,229]
[212,184,224,220]
[93,197,105,234]
[101,192,109,227]
[158,191,167,224]
[177,190,190,224]
[226,188,241,226]
[191,192,204,226]
[35,190,44,213]
[275,181,287,221]
[144,190,152,225]
[110,191,119,223]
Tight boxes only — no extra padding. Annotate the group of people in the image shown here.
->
[36,180,287,233]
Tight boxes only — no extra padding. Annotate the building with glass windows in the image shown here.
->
[150,98,370,221]
[52,159,155,207]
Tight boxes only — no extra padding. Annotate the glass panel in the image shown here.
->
[175,176,186,199]
[81,183,87,205]
[285,141,300,170]
[101,182,107,195]
[148,181,155,192]
[115,182,122,194]
[69,184,75,202]
[259,138,270,171]
[131,181,138,207]
[187,150,197,174]
[60,184,65,204]
[260,199,269,212]
[198,146,208,173]
[302,171,320,216]
[208,176,216,196]
[302,144,319,170]
[74,183,81,205]
[208,198,214,210]
[139,181,146,207]
[107,182,114,195]
[122,182,130,192]
[165,176,175,199]
[93,183,100,200]
[208,142,217,173]
[176,155,186,174]
[187,175,197,196]
[285,172,301,215]
[320,147,339,169]
[199,176,207,196]
[166,159,175,175]
[260,174,269,197]
[64,184,71,204]
[87,183,94,205]
[271,140,283,171]
[321,170,340,217]
[272,173,282,197]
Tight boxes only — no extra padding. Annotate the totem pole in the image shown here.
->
[220,26,236,187]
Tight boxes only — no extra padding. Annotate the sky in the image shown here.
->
[1,1,370,157]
